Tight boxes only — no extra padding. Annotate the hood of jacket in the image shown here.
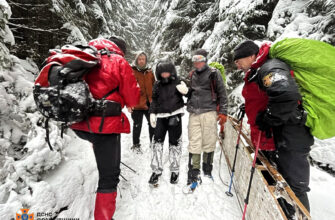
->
[132,51,149,71]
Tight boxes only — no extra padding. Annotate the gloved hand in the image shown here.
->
[218,114,227,139]
[239,103,245,112]
[217,114,227,126]
[255,111,272,138]
[176,81,189,95]
[237,103,245,122]
[150,114,157,128]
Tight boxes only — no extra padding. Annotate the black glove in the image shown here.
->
[237,103,245,122]
[255,111,272,138]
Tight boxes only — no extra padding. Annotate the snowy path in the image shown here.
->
[28,111,335,220]
[115,112,242,220]
[55,111,242,220]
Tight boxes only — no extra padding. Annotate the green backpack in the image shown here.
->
[269,38,335,139]
[209,62,226,83]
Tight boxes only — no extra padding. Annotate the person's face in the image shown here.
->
[161,72,171,78]
[234,55,256,72]
[193,61,206,70]
[137,54,147,68]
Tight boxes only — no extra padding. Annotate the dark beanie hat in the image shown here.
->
[233,40,259,61]
[109,36,127,55]
[155,60,177,79]
[193,49,208,57]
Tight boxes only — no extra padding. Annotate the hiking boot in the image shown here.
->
[187,169,201,185]
[148,172,162,185]
[131,144,142,154]
[202,162,213,177]
[94,192,116,220]
[170,172,179,184]
[187,169,193,185]
[278,198,296,220]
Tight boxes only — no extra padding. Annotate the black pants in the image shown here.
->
[131,110,154,145]
[273,124,314,212]
[154,115,182,145]
[74,130,120,192]
[276,149,311,211]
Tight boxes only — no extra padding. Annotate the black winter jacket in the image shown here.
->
[255,58,314,151]
[149,75,184,114]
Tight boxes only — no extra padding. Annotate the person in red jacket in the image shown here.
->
[237,42,276,151]
[233,40,314,215]
[71,37,140,220]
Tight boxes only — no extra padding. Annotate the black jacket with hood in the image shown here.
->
[149,62,184,114]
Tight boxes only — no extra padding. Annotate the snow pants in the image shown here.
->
[273,124,314,212]
[131,109,154,145]
[276,149,311,211]
[151,114,182,174]
[74,130,121,192]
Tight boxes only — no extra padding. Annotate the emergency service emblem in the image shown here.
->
[263,72,273,87]
[16,208,34,220]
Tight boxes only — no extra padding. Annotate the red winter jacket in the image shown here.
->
[71,39,140,134]
[242,43,275,151]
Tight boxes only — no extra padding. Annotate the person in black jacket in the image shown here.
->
[233,40,314,213]
[148,60,184,185]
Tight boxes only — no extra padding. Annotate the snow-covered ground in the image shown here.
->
[2,110,335,219]
[1,0,335,219]
[310,138,335,171]
[53,111,243,220]
[309,166,335,220]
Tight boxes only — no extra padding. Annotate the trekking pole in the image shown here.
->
[121,162,137,174]
[226,107,245,197]
[218,139,229,187]
[120,173,128,182]
[242,131,262,220]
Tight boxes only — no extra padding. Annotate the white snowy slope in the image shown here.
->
[310,138,335,171]
[267,0,335,43]
[309,166,335,220]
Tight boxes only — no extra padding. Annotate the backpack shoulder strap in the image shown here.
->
[99,48,117,57]
[209,68,218,91]
[208,68,219,102]
[188,70,195,79]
